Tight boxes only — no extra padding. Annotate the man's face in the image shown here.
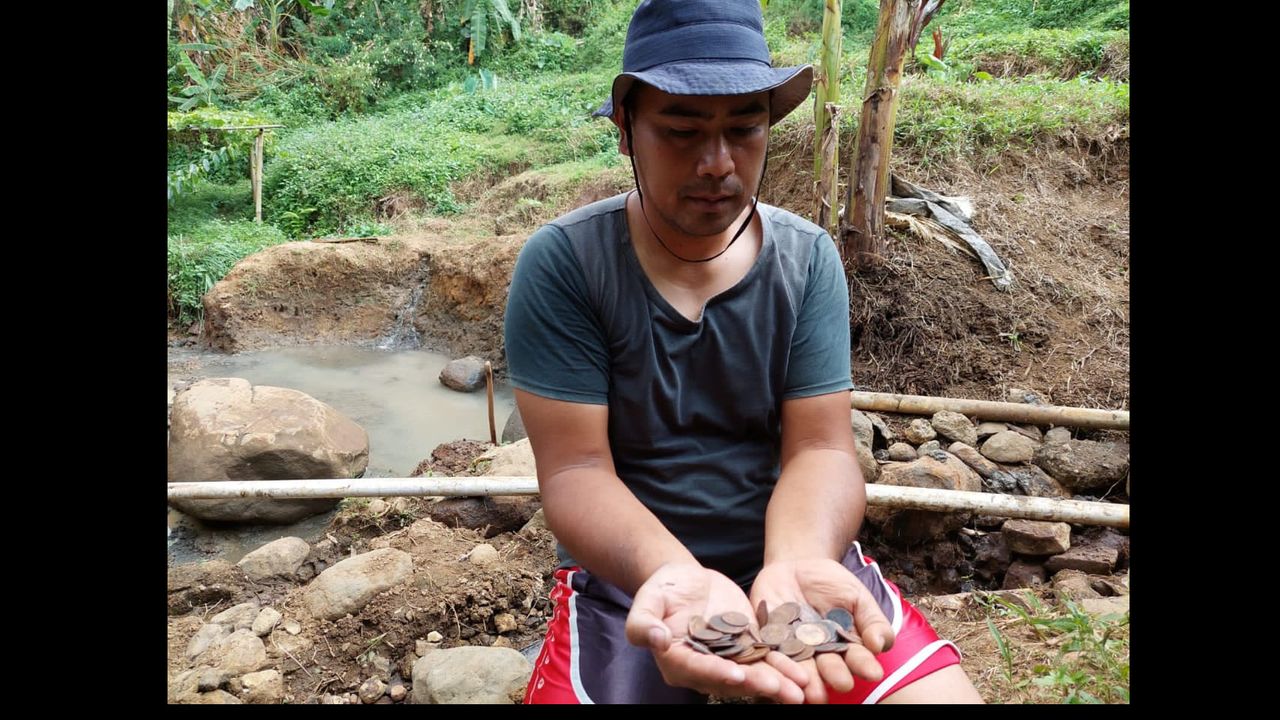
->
[618,84,770,238]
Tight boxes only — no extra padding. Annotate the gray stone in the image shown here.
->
[1033,440,1130,493]
[1002,519,1072,556]
[947,442,999,478]
[237,537,312,581]
[251,607,283,637]
[981,431,1040,463]
[167,378,367,523]
[1044,544,1119,575]
[440,356,488,392]
[412,646,532,704]
[903,418,937,444]
[302,548,414,621]
[502,406,527,444]
[1002,560,1046,589]
[470,543,499,567]
[239,670,284,704]
[930,411,978,448]
[887,442,917,461]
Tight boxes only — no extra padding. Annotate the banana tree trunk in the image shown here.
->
[840,0,919,268]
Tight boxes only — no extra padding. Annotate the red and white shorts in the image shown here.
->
[523,542,961,704]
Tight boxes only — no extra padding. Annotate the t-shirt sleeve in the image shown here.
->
[783,233,854,399]
[504,224,610,404]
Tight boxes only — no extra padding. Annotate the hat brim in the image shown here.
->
[593,61,813,127]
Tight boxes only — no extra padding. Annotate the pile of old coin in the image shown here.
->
[683,601,862,664]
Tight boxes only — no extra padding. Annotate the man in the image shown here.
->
[504,0,982,705]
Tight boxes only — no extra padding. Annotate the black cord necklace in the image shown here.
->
[625,113,768,264]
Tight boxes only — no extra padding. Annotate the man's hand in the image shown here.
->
[748,558,896,703]
[625,562,810,704]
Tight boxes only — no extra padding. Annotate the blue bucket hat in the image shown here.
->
[594,0,813,126]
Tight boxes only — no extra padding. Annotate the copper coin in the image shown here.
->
[733,646,772,664]
[685,637,712,655]
[814,642,849,653]
[720,611,750,629]
[794,622,829,646]
[778,637,806,657]
[756,600,769,628]
[768,602,801,626]
[708,615,741,634]
[789,645,815,662]
[760,623,791,646]
[692,625,726,642]
[745,624,762,643]
[835,626,862,644]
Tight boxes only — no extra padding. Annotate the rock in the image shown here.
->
[1080,596,1130,616]
[187,623,230,661]
[917,440,942,456]
[237,537,312,581]
[520,508,548,537]
[440,356,488,392]
[469,544,500,567]
[413,646,532,704]
[211,629,270,676]
[1009,424,1043,442]
[238,670,284,704]
[426,631,444,643]
[1044,543,1119,575]
[283,619,302,635]
[1044,427,1072,445]
[1050,569,1102,602]
[903,418,937,444]
[1033,440,1130,493]
[866,453,981,546]
[980,431,1039,463]
[1002,560,1046,589]
[167,378,367,523]
[502,406,527,444]
[1006,387,1044,405]
[494,613,518,634]
[251,607,282,637]
[930,411,978,448]
[887,442,917,461]
[850,409,874,450]
[947,442,999,478]
[975,422,1008,438]
[1001,519,1072,556]
[390,684,408,702]
[211,602,261,631]
[302,548,414,621]
[359,678,388,704]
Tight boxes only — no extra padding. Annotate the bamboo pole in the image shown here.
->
[253,128,265,223]
[167,478,1128,528]
[850,391,1129,430]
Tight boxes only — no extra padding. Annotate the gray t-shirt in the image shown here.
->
[504,193,852,587]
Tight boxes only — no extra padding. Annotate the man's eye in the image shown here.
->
[668,128,697,138]
[732,126,763,137]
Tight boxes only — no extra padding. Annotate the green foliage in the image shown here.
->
[262,70,616,237]
[462,0,522,63]
[981,592,1130,704]
[848,73,1129,166]
[488,31,580,78]
[946,28,1128,80]
[169,45,228,110]
[167,209,290,325]
[931,0,1128,36]
[168,108,275,200]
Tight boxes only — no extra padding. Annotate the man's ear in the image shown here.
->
[613,108,631,157]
